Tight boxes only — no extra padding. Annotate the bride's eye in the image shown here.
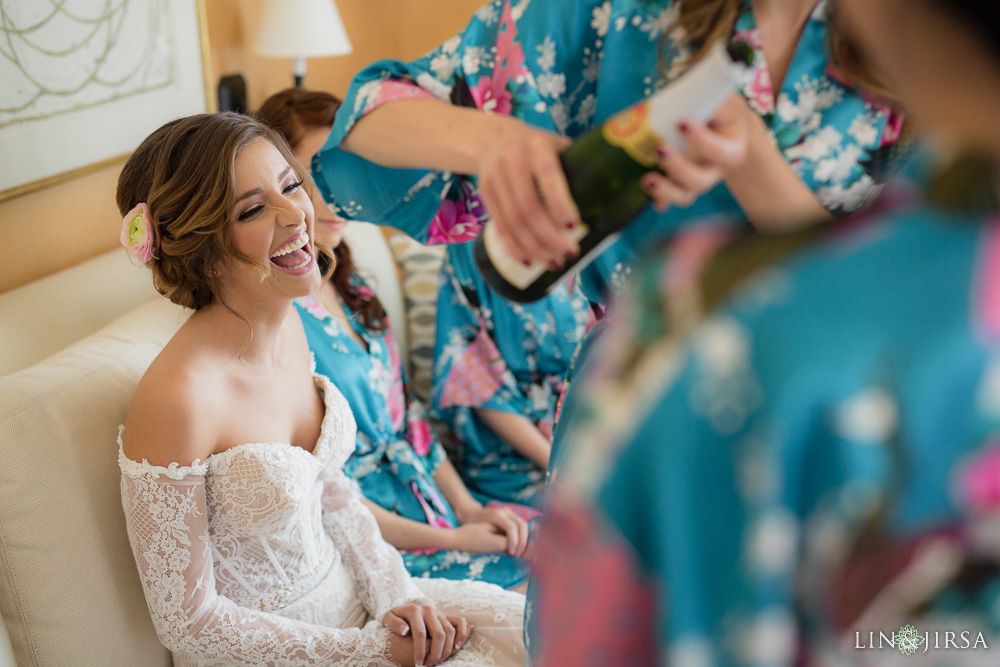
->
[238,205,263,222]
[283,180,303,195]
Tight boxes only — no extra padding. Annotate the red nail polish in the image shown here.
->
[707,120,720,131]
[656,147,669,160]
[678,121,690,134]
[565,221,576,230]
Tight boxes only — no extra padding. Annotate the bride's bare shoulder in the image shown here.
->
[121,327,229,469]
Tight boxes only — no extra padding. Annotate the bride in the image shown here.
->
[115,112,525,666]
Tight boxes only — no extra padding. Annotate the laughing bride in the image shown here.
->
[115,112,525,667]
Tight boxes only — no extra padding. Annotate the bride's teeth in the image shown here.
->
[270,233,309,259]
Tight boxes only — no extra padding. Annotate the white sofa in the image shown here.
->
[0,223,407,666]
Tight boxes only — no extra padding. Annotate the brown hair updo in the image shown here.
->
[115,112,310,310]
[257,88,387,332]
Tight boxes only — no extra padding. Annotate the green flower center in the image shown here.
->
[127,215,145,245]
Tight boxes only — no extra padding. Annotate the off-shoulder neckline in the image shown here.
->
[118,374,344,479]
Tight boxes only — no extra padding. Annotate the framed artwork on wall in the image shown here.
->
[0,0,213,202]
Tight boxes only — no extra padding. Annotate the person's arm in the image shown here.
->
[432,459,529,557]
[361,497,454,551]
[475,408,551,470]
[431,457,485,523]
[342,99,523,175]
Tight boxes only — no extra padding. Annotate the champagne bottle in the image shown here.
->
[475,40,754,303]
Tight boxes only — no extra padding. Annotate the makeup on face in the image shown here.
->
[230,138,319,285]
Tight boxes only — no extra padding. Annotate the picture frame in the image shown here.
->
[0,0,214,203]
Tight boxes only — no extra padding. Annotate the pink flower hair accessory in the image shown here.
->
[120,202,156,264]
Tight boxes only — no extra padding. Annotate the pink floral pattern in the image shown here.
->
[734,29,775,115]
[533,503,657,666]
[428,198,483,244]
[362,79,434,115]
[471,74,513,115]
[958,440,1000,512]
[438,328,510,409]
[407,417,435,457]
[974,221,1000,340]
[384,327,407,431]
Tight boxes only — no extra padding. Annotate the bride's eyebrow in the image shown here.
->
[234,167,294,202]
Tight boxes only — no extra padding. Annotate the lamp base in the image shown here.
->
[293,56,307,89]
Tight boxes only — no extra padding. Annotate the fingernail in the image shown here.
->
[565,251,577,261]
[678,121,690,134]
[457,643,464,650]
[642,176,657,191]
[564,221,576,230]
[707,120,720,131]
[521,259,531,267]
[655,147,669,160]
[402,627,409,636]
[548,260,561,271]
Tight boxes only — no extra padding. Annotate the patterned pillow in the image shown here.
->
[386,232,446,403]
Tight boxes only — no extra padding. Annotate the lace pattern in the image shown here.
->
[119,376,396,665]
[119,374,524,665]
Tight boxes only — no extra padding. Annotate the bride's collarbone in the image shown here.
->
[210,370,326,454]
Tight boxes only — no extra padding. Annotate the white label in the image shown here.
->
[482,221,588,290]
[646,42,747,149]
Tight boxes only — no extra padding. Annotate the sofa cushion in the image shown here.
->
[386,233,446,403]
[0,298,187,667]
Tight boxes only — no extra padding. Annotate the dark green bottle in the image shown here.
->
[475,41,754,303]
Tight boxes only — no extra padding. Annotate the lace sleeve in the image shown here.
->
[321,472,429,621]
[119,454,395,666]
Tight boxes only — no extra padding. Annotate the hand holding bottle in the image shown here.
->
[475,120,580,270]
[475,41,755,302]
[643,93,750,210]
[475,95,750,272]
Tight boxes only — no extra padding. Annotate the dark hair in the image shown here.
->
[933,0,1000,61]
[257,88,387,331]
[116,112,317,310]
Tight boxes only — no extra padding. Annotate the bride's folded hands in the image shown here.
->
[383,601,473,667]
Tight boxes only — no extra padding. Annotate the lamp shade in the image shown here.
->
[253,0,353,58]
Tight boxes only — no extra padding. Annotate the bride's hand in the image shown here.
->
[383,602,473,666]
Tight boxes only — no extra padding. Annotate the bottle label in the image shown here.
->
[482,221,589,290]
[602,101,660,167]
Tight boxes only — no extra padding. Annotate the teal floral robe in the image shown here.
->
[314,0,904,309]
[431,242,591,508]
[295,274,536,588]
[530,163,1000,664]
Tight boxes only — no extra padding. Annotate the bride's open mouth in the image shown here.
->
[269,231,315,275]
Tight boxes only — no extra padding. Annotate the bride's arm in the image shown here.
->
[119,454,396,665]
[321,471,429,621]
[118,377,397,666]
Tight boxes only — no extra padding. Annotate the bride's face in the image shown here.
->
[293,126,348,251]
[219,137,321,301]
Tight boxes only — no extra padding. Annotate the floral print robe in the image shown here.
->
[296,274,536,588]
[530,163,1000,664]
[431,242,591,508]
[313,0,904,309]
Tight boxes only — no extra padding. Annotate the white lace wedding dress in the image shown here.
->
[118,374,525,666]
